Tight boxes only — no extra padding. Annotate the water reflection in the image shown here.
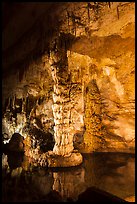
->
[53,167,85,201]
[82,153,135,200]
[2,152,135,202]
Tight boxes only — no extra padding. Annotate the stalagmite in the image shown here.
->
[47,37,83,166]
[50,63,74,155]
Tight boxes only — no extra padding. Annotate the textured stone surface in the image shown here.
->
[6,133,24,152]
[2,153,9,169]
[124,195,135,202]
[2,2,135,160]
[47,152,83,167]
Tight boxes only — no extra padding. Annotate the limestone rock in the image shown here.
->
[2,153,8,169]
[47,152,83,167]
[2,2,135,159]
[6,133,24,152]
[124,195,135,202]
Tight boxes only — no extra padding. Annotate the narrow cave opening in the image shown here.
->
[2,2,135,203]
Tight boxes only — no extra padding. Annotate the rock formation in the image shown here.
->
[2,2,135,167]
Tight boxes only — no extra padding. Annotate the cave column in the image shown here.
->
[52,84,74,156]
[49,49,73,156]
[47,35,83,167]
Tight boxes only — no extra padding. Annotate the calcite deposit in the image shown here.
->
[2,2,135,167]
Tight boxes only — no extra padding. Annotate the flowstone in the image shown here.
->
[47,151,83,167]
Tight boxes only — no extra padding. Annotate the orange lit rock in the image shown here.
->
[47,152,83,167]
[2,2,135,161]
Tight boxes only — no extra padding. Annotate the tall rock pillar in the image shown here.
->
[47,34,83,167]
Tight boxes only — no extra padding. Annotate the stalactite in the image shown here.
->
[9,97,12,111]
[6,97,10,111]
[22,96,27,114]
[12,95,15,110]
[5,97,10,112]
[82,80,85,115]
[15,95,16,106]
[108,2,111,8]
[117,6,119,20]
[67,11,70,32]
[20,98,23,113]
[26,96,29,120]
[71,12,76,36]
[29,97,39,120]
[87,3,92,23]
[14,95,17,125]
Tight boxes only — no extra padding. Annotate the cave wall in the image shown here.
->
[2,2,135,154]
[67,2,135,152]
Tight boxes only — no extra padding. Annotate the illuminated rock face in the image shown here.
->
[52,83,74,155]
[49,39,73,155]
[48,38,83,166]
[47,152,83,167]
[2,3,135,158]
[67,50,135,153]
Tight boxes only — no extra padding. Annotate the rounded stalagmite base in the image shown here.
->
[47,151,83,167]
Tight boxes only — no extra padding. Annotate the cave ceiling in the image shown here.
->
[2,2,67,76]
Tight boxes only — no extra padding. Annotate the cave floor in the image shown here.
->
[2,152,135,202]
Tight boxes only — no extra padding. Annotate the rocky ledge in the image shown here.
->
[47,151,83,167]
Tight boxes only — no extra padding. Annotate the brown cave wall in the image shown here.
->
[2,2,135,155]
[2,56,55,155]
[67,48,135,153]
[66,2,135,153]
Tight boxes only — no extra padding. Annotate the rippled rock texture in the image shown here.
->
[2,2,135,163]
